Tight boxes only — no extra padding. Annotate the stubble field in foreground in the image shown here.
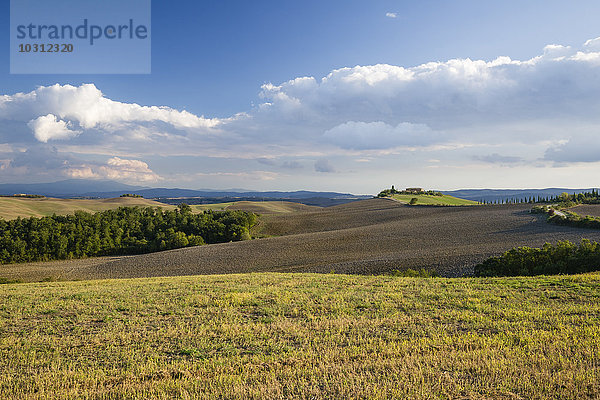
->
[0,273,598,399]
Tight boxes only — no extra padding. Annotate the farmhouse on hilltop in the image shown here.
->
[405,188,424,194]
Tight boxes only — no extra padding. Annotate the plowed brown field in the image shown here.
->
[3,198,600,282]
[570,204,600,217]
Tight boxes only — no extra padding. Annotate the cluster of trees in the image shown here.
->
[477,190,600,205]
[0,204,257,264]
[531,193,600,230]
[377,186,443,197]
[550,190,600,205]
[475,240,600,277]
[0,194,45,198]
[480,198,536,205]
[120,193,143,198]
[528,190,600,206]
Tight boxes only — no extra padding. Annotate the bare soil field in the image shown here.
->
[4,198,600,282]
[570,204,600,217]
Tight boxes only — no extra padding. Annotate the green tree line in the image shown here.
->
[0,205,257,264]
[475,240,600,277]
[377,186,443,197]
[544,189,600,206]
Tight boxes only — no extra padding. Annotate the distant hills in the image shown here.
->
[443,188,599,203]
[0,180,370,206]
[0,180,596,205]
[0,179,146,198]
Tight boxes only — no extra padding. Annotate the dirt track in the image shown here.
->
[4,198,600,281]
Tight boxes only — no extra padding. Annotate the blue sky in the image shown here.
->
[1,1,600,193]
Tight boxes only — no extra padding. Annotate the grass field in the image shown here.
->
[190,202,236,211]
[0,197,175,220]
[389,194,480,206]
[0,197,315,220]
[0,272,598,399]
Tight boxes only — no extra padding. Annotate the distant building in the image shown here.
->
[405,188,424,194]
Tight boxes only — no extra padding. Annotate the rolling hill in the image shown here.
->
[0,179,370,202]
[192,201,321,214]
[0,196,175,220]
[1,196,599,399]
[4,198,600,282]
[0,197,320,220]
[388,193,479,206]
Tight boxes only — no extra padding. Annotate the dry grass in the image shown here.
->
[0,272,598,399]
[226,201,321,214]
[192,201,321,214]
[190,202,236,211]
[0,197,175,220]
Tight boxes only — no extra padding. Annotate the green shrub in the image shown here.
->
[530,205,550,214]
[548,211,600,229]
[409,198,418,205]
[474,239,600,277]
[531,204,600,230]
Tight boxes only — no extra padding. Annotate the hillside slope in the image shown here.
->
[388,194,479,206]
[193,201,321,214]
[0,197,175,219]
[4,198,600,282]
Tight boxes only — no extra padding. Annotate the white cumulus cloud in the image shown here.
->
[3,37,600,188]
[256,39,600,133]
[0,83,220,145]
[4,146,161,184]
[27,114,81,143]
[66,157,161,182]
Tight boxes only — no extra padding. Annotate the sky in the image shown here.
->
[1,0,600,194]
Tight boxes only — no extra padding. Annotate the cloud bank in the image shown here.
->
[0,83,218,133]
[2,38,600,187]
